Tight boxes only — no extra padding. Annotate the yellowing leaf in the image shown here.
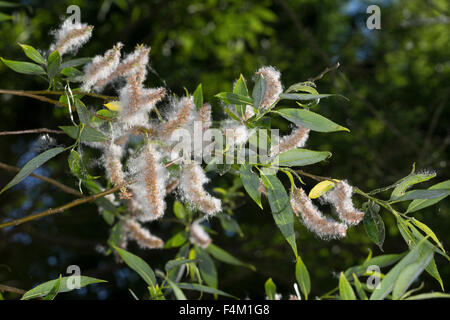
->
[309,180,337,199]
[411,219,445,253]
[104,100,122,111]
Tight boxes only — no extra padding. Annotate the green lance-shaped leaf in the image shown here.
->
[215,92,254,106]
[206,243,256,271]
[392,249,434,300]
[233,74,250,117]
[390,171,436,199]
[370,238,433,300]
[42,275,62,300]
[61,67,84,79]
[279,93,335,101]
[159,273,186,300]
[193,83,203,110]
[295,256,311,300]
[406,292,450,300]
[264,278,277,300]
[261,173,298,257]
[271,148,331,167]
[165,258,197,272]
[362,201,385,250]
[285,83,319,94]
[352,274,368,300]
[59,125,109,142]
[176,283,237,299]
[18,43,46,65]
[0,147,65,194]
[0,57,46,75]
[275,108,349,132]
[344,253,404,278]
[389,189,450,203]
[47,50,61,80]
[74,99,91,125]
[113,246,156,287]
[339,272,356,300]
[407,180,450,213]
[60,57,92,69]
[252,74,267,109]
[164,231,188,249]
[22,276,106,300]
[195,246,218,289]
[240,164,262,209]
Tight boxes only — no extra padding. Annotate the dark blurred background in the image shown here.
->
[0,0,448,299]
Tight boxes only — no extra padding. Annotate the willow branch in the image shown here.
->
[0,161,82,197]
[0,89,67,107]
[0,159,180,229]
[26,90,117,101]
[0,128,64,136]
[0,183,127,229]
[0,284,26,295]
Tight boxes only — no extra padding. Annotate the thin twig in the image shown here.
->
[309,62,340,82]
[0,182,128,229]
[0,128,64,136]
[0,284,26,295]
[0,161,82,197]
[27,90,117,101]
[0,158,180,229]
[0,89,67,107]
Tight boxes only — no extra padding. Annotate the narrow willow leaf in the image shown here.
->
[390,172,436,199]
[362,201,385,250]
[240,164,262,209]
[233,74,249,117]
[206,243,255,271]
[279,93,335,101]
[390,189,450,203]
[173,201,188,221]
[18,43,46,65]
[370,239,431,300]
[215,92,253,105]
[252,74,267,108]
[276,108,349,132]
[261,173,298,257]
[176,283,237,299]
[163,231,188,249]
[165,258,196,272]
[295,256,311,300]
[0,57,46,75]
[113,246,156,287]
[60,57,92,69]
[265,278,277,300]
[392,249,433,300]
[411,219,445,253]
[339,272,356,300]
[397,220,445,290]
[60,125,109,142]
[285,83,319,94]
[22,276,106,300]
[193,83,203,110]
[352,274,368,300]
[406,292,450,300]
[218,214,244,236]
[47,50,61,80]
[61,67,83,79]
[74,99,90,125]
[309,180,336,199]
[0,147,65,194]
[195,246,218,288]
[407,180,450,213]
[42,275,61,300]
[164,276,186,300]
[344,253,404,278]
[272,148,331,167]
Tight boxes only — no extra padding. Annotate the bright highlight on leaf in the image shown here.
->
[104,100,122,111]
[308,180,337,199]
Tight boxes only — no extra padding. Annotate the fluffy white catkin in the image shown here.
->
[50,18,93,56]
[255,66,283,111]
[290,187,347,239]
[321,181,365,226]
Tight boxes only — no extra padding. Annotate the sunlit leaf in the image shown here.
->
[275,108,349,132]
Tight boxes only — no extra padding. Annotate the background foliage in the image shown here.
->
[0,0,448,299]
